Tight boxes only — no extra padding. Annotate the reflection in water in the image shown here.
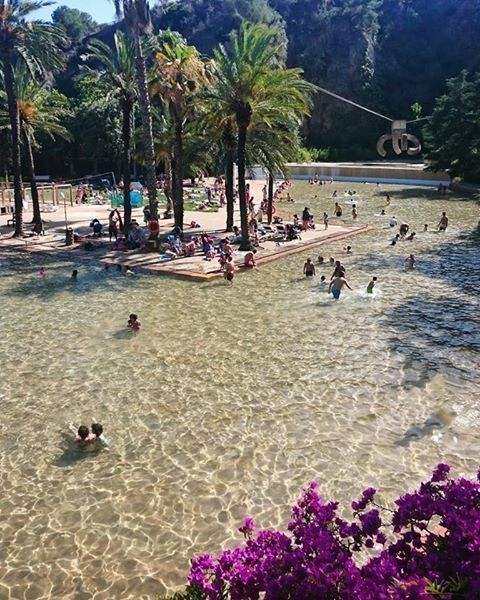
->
[0,183,479,599]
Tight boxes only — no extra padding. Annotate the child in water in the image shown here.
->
[72,425,95,447]
[366,276,377,294]
[91,423,109,447]
[406,254,416,270]
[128,313,141,331]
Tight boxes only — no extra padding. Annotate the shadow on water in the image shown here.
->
[53,432,102,467]
[371,187,479,204]
[382,293,480,387]
[0,261,151,300]
[395,408,456,447]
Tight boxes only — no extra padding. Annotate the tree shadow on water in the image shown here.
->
[382,293,480,387]
[371,187,477,204]
[1,263,151,300]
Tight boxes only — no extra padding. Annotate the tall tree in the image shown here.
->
[83,31,137,232]
[150,30,209,229]
[0,0,65,236]
[52,5,98,47]
[208,23,313,249]
[424,71,480,183]
[123,0,158,218]
[0,65,72,230]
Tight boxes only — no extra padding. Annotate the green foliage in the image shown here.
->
[424,71,480,182]
[295,146,330,163]
[156,586,206,600]
[156,0,287,58]
[52,5,99,47]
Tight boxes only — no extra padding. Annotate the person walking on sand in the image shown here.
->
[329,274,352,300]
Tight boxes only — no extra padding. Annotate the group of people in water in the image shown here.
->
[303,255,360,299]
[71,423,108,448]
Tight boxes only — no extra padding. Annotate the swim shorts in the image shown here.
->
[226,272,234,281]
[306,272,314,277]
[331,288,341,299]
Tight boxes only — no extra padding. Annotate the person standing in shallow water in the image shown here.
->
[303,258,316,278]
[329,274,352,299]
[438,212,449,231]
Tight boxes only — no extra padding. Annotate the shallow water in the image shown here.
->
[0,183,479,599]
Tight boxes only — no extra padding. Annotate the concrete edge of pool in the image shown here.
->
[0,223,372,281]
[99,225,373,281]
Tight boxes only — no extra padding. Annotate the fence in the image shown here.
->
[0,184,74,214]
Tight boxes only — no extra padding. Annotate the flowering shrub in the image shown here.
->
[185,465,480,599]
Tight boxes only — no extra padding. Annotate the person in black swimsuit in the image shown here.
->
[303,258,316,277]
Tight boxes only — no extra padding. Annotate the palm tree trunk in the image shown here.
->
[133,32,157,218]
[23,132,41,229]
[164,157,173,216]
[3,57,24,236]
[225,148,234,232]
[173,117,183,229]
[122,101,132,233]
[267,171,274,224]
[236,118,251,251]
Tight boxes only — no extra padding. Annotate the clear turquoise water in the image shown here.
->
[0,183,479,599]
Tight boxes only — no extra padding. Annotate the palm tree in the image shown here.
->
[248,119,303,224]
[123,0,158,218]
[150,30,209,229]
[198,104,236,231]
[83,31,137,232]
[1,65,72,231]
[208,23,314,249]
[0,0,65,236]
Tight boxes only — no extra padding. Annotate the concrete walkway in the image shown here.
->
[0,179,371,279]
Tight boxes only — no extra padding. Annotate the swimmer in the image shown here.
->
[127,313,141,331]
[423,224,428,232]
[91,423,109,447]
[344,245,352,254]
[329,257,335,266]
[320,275,327,285]
[438,211,448,231]
[331,260,345,279]
[334,202,343,217]
[318,256,325,265]
[71,425,95,447]
[381,209,386,216]
[406,232,416,241]
[406,254,416,270]
[303,258,316,277]
[329,274,352,300]
[38,267,46,277]
[391,233,400,246]
[71,269,78,279]
[352,206,358,219]
[323,212,329,230]
[389,216,397,228]
[366,276,377,294]
[124,268,134,276]
[224,257,235,283]
[385,194,391,207]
